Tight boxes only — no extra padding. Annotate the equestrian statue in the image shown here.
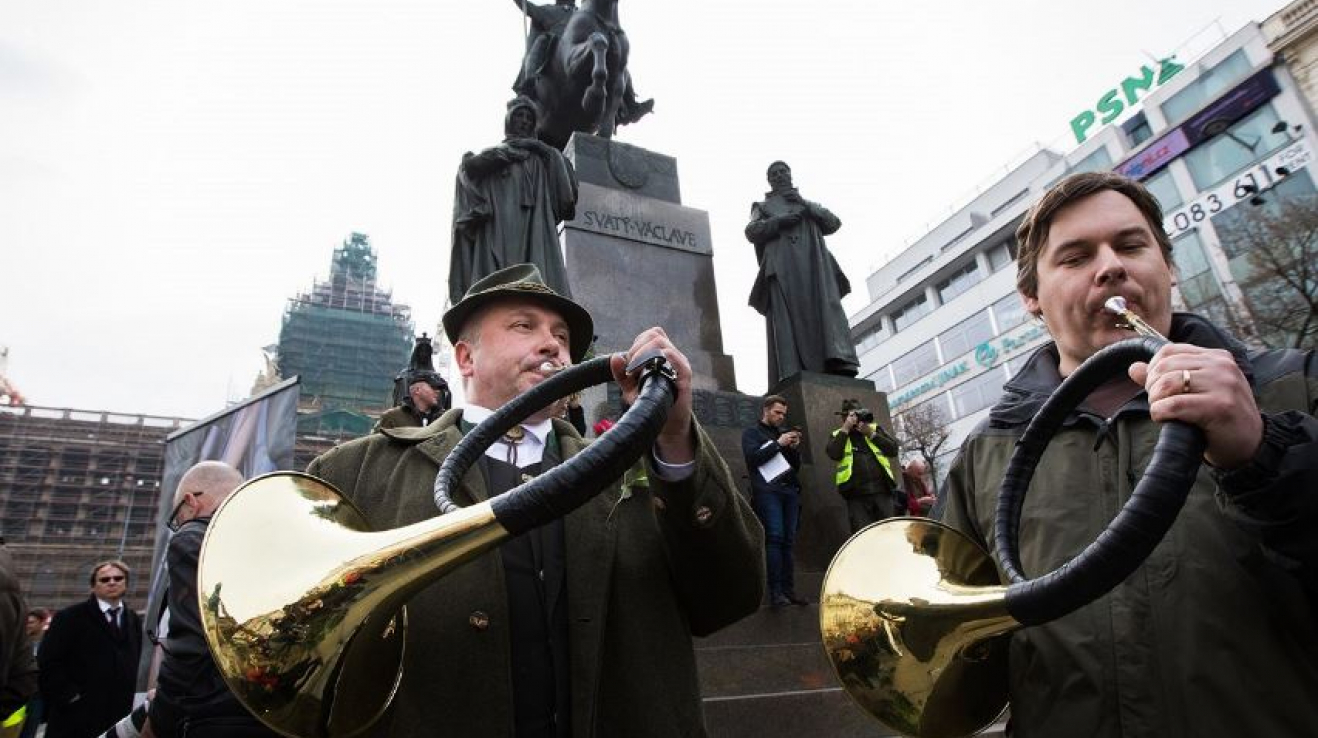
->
[512,0,654,149]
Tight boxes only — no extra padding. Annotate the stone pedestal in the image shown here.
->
[562,133,736,392]
[769,372,896,571]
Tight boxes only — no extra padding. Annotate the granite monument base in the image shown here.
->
[562,133,736,392]
[768,371,897,572]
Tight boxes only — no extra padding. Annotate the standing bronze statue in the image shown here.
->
[449,97,578,300]
[746,161,860,384]
[510,0,653,149]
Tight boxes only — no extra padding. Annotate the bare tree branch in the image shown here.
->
[895,401,951,494]
[1216,193,1318,350]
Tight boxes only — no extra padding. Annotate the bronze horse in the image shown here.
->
[532,0,648,149]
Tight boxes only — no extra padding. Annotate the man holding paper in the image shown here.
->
[742,395,806,608]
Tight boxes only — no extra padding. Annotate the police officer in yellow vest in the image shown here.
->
[825,401,901,533]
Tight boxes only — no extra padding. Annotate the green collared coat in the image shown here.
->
[306,409,764,738]
[941,313,1318,737]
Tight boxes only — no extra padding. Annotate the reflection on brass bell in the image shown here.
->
[468,611,490,631]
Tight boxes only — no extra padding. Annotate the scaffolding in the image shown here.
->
[0,404,189,611]
[278,233,414,429]
[0,403,382,612]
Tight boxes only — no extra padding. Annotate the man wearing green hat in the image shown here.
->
[308,263,764,738]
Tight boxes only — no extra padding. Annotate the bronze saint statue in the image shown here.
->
[509,0,653,149]
[449,97,578,300]
[746,161,860,384]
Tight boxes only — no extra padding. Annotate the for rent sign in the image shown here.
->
[1162,139,1312,238]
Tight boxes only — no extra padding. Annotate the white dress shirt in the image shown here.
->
[460,405,693,480]
[96,598,122,627]
[462,405,554,468]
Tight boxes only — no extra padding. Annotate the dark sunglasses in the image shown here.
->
[98,575,125,584]
[167,491,206,532]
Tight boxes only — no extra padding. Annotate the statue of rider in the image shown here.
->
[511,0,654,129]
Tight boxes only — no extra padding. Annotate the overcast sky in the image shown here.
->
[0,0,1289,419]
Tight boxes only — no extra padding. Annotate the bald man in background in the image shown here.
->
[145,462,275,738]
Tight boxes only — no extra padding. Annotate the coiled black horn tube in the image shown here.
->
[994,336,1206,626]
[433,351,677,536]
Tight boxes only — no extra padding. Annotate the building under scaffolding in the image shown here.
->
[1,236,417,608]
[0,404,188,611]
[0,402,353,612]
[278,233,414,435]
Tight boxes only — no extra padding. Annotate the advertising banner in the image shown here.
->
[136,377,300,690]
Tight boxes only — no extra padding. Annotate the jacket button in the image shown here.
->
[694,505,713,527]
[468,611,489,631]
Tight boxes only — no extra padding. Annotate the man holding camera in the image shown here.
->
[826,402,901,533]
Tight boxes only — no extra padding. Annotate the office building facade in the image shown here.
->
[851,20,1318,478]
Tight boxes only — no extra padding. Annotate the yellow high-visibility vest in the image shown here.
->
[2,704,26,729]
[832,429,894,486]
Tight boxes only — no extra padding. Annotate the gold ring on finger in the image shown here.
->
[1181,369,1191,395]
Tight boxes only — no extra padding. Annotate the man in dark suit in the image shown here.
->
[38,561,142,738]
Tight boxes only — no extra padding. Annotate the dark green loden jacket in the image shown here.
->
[941,313,1318,738]
[306,409,765,738]
[0,543,37,725]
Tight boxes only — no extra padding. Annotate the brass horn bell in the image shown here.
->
[197,472,498,738]
[820,518,1014,738]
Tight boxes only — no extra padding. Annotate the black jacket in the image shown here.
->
[0,543,37,722]
[149,518,269,736]
[39,595,142,738]
[741,423,801,496]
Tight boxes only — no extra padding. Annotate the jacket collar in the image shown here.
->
[391,409,587,507]
[989,312,1255,429]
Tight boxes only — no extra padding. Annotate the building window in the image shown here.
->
[893,294,931,332]
[993,292,1030,332]
[1123,111,1153,147]
[1193,297,1244,335]
[1212,170,1317,343]
[1184,104,1291,190]
[891,341,940,388]
[936,262,981,305]
[900,393,950,426]
[938,310,995,362]
[855,324,888,355]
[1069,146,1113,175]
[1214,169,1316,261]
[988,242,1015,272]
[951,368,1007,419]
[1172,230,1222,310]
[868,365,895,393]
[1160,50,1251,127]
[1144,168,1183,211]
